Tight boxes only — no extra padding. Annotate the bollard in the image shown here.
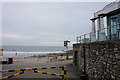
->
[8,58,13,64]
[61,66,67,80]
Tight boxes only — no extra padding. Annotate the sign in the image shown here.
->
[0,49,4,56]
[64,41,67,47]
[64,40,70,47]
[0,53,3,56]
[0,49,4,51]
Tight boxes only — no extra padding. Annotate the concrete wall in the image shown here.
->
[73,40,120,80]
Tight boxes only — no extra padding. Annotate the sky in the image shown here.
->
[0,0,116,46]
[0,0,116,2]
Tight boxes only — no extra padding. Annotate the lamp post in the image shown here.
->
[64,40,70,59]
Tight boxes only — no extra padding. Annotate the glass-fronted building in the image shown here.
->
[91,0,120,41]
[108,11,120,40]
[77,0,120,43]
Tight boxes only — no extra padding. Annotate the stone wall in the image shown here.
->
[73,40,120,80]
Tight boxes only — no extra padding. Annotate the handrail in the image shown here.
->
[77,23,120,43]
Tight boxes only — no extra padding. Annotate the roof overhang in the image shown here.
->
[91,1,120,20]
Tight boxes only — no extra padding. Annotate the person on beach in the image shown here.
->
[34,55,35,57]
[55,56,57,60]
[15,53,17,55]
[61,54,63,59]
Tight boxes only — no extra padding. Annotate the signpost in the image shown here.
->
[64,40,70,59]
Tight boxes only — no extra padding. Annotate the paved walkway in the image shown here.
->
[2,60,81,79]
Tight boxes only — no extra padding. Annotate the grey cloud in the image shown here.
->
[2,2,108,46]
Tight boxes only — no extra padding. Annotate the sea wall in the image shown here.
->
[73,40,120,80]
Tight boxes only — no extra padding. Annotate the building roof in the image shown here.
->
[91,0,120,20]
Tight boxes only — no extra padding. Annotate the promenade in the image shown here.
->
[2,60,81,79]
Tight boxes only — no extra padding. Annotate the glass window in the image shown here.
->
[110,13,119,40]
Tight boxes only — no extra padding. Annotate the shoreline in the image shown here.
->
[2,51,73,64]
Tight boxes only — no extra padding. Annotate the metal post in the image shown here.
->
[66,45,68,60]
[90,33,91,42]
[76,37,78,43]
[64,40,70,60]
[61,66,64,79]
[84,35,86,43]
[80,36,81,43]
[62,66,67,80]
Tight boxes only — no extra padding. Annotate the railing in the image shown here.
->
[0,66,67,80]
[77,23,120,43]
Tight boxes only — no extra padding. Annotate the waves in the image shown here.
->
[1,46,71,62]
[3,50,65,58]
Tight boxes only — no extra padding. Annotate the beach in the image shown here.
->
[2,46,72,61]
[1,46,76,79]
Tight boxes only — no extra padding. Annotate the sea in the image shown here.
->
[1,46,72,61]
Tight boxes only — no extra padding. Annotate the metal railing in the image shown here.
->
[0,66,67,80]
[77,23,120,43]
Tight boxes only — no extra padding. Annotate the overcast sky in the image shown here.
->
[0,1,114,46]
